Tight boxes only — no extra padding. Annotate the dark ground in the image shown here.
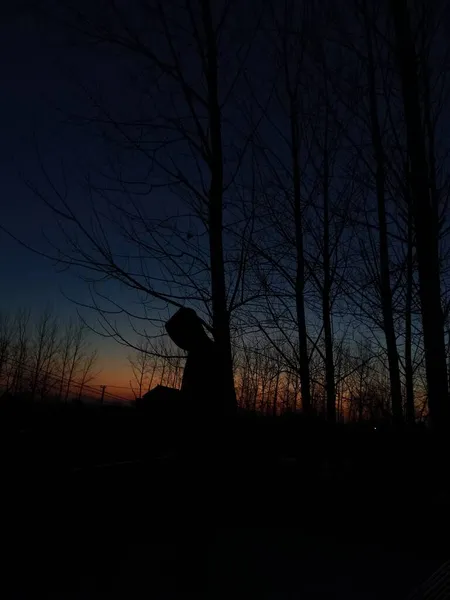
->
[0,402,448,598]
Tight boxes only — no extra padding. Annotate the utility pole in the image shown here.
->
[100,385,106,405]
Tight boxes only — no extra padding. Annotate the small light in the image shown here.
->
[374,426,377,430]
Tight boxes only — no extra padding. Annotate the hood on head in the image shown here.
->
[165,307,207,351]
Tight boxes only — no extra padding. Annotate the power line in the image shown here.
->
[0,355,130,403]
[105,384,133,389]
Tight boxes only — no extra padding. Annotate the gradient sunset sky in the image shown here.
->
[0,7,167,397]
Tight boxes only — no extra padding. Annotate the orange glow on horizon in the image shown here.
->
[90,354,183,401]
[90,356,135,400]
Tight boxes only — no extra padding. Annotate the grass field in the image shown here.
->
[0,401,448,598]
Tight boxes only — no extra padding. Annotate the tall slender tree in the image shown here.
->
[362,1,403,425]
[390,0,449,428]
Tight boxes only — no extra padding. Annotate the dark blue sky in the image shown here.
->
[0,8,142,389]
[0,2,377,392]
[0,4,238,391]
[1,10,73,311]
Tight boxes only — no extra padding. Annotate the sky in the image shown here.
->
[0,7,148,397]
[0,4,345,401]
[0,2,394,402]
[0,3,263,400]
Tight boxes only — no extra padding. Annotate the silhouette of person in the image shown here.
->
[165,307,234,459]
[165,307,221,415]
[165,307,232,596]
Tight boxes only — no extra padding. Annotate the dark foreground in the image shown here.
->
[1,402,449,598]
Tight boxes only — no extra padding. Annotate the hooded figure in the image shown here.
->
[165,307,228,420]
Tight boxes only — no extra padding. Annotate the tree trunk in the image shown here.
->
[293,375,299,412]
[390,0,449,429]
[364,8,403,426]
[201,0,237,416]
[273,371,280,417]
[58,354,68,401]
[322,132,336,423]
[148,363,157,392]
[447,330,450,394]
[290,98,312,415]
[405,195,415,424]
[159,362,166,387]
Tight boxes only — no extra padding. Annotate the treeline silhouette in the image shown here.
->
[0,308,102,403]
[128,336,426,424]
[0,301,419,426]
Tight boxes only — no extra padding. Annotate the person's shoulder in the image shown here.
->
[209,339,221,357]
[202,339,219,364]
[200,337,215,351]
